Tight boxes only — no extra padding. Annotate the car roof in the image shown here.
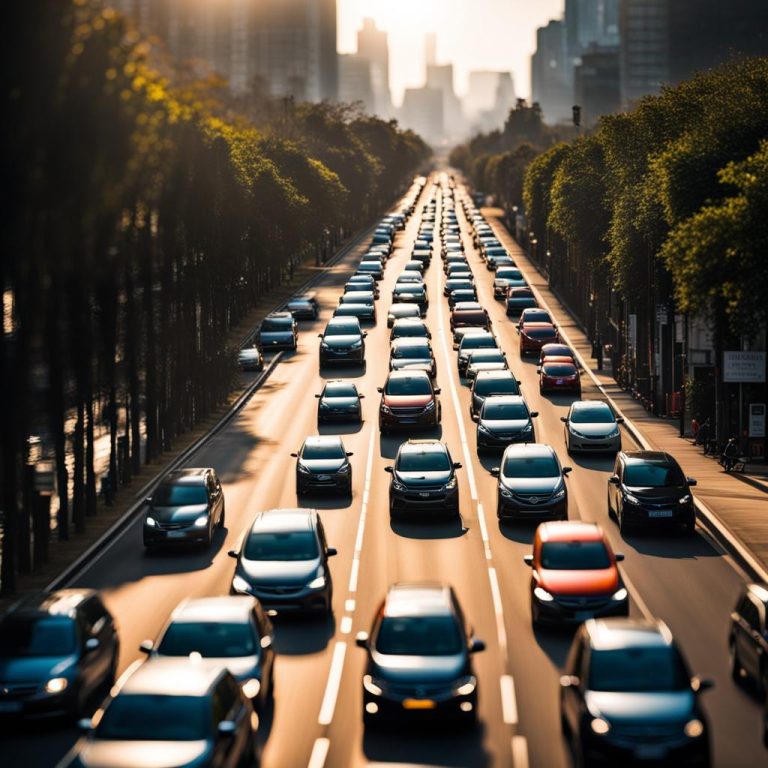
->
[169,596,257,624]
[537,521,605,544]
[327,316,360,326]
[469,348,504,359]
[571,400,611,412]
[303,435,344,449]
[542,357,577,367]
[391,337,431,348]
[392,318,427,327]
[584,618,673,651]
[161,468,210,485]
[509,288,534,296]
[522,322,556,330]
[475,370,517,382]
[265,312,293,320]
[541,343,572,354]
[503,443,556,459]
[251,508,317,533]
[622,451,677,465]
[399,439,448,455]
[119,658,227,697]
[384,582,454,618]
[453,303,484,312]
[386,369,431,381]
[3,589,96,619]
[483,395,525,406]
[389,304,420,314]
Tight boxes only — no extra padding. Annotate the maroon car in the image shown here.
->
[538,343,575,365]
[538,356,581,394]
[519,322,559,356]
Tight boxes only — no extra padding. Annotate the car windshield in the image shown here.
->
[523,311,551,323]
[588,647,690,692]
[475,378,519,396]
[385,377,431,395]
[393,344,430,359]
[96,694,209,741]
[624,463,685,487]
[398,451,451,472]
[543,364,577,376]
[447,280,472,289]
[526,327,557,339]
[510,290,533,298]
[461,336,495,351]
[376,615,463,656]
[0,616,75,657]
[325,322,359,336]
[483,403,528,420]
[470,350,504,363]
[262,318,291,331]
[158,621,256,658]
[503,455,559,478]
[571,405,615,424]
[301,443,345,460]
[153,484,208,506]
[288,300,310,309]
[324,383,357,397]
[244,531,319,561]
[540,541,611,570]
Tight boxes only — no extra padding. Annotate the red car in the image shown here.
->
[519,322,559,356]
[538,356,581,394]
[538,343,575,365]
[377,370,441,435]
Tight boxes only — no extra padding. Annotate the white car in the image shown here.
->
[561,400,623,454]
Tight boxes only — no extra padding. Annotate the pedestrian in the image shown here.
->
[698,418,711,451]
[722,437,740,472]
[691,416,700,445]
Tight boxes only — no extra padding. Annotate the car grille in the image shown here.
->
[556,595,610,609]
[386,681,453,698]
[156,522,191,530]
[512,491,551,502]
[0,682,39,699]
[391,406,427,417]
[610,723,683,743]
[255,585,304,596]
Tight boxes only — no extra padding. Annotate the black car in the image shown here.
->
[729,582,768,694]
[390,318,431,342]
[292,436,353,496]
[448,289,478,310]
[229,508,337,615]
[492,443,571,521]
[608,451,697,535]
[392,283,428,314]
[346,274,380,298]
[561,618,713,767]
[143,468,225,549]
[237,345,264,372]
[316,380,364,423]
[356,261,384,280]
[470,370,521,417]
[285,293,319,320]
[65,659,257,768]
[389,338,437,378]
[333,302,376,324]
[443,278,474,298]
[457,331,497,376]
[318,317,366,366]
[473,395,537,450]
[386,440,461,519]
[356,583,485,727]
[258,312,298,350]
[0,590,119,720]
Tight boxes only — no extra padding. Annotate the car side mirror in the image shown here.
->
[85,637,100,653]
[523,554,534,567]
[454,462,462,469]
[434,388,441,394]
[318,334,323,338]
[469,638,486,654]
[355,631,369,649]
[363,331,368,337]
[358,394,365,399]
[139,639,154,654]
[687,477,697,486]
[227,549,239,559]
[692,676,714,692]
[608,475,620,485]
[384,466,394,473]
[315,394,321,398]
[536,368,541,374]
[559,675,580,688]
[376,387,383,393]
[616,417,624,424]
[471,414,479,422]
[490,467,500,477]
[346,452,354,457]
[218,720,237,737]
[562,466,572,475]
[78,717,94,733]
[326,547,338,557]
[560,416,568,423]
[530,411,539,418]
[615,553,625,562]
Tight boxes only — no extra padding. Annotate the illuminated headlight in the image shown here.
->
[363,675,383,696]
[44,677,69,694]
[533,586,554,602]
[612,588,628,602]
[590,717,611,735]
[684,719,705,738]
[453,676,477,696]
[242,678,261,699]
[624,491,641,505]
[145,516,157,527]
[307,574,326,590]
[443,477,457,491]
[552,485,566,499]
[678,494,691,505]
[193,515,209,528]
[232,575,251,595]
[298,463,312,474]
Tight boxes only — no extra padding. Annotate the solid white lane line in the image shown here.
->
[307,737,330,768]
[318,642,347,726]
[511,735,530,768]
[488,567,509,656]
[500,674,518,725]
[340,616,352,634]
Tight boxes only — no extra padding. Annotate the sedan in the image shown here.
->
[356,261,384,280]
[729,583,768,695]
[538,343,575,365]
[237,346,264,372]
[520,322,560,355]
[318,317,366,366]
[524,521,628,626]
[457,331,498,376]
[390,318,431,342]
[392,284,428,314]
[473,395,537,450]
[493,267,526,298]
[538,357,581,394]
[378,371,441,434]
[517,308,553,329]
[506,287,537,317]
[292,436,353,496]
[387,303,422,327]
[286,293,319,320]
[346,274,379,298]
[448,288,478,309]
[443,278,474,298]
[316,380,364,424]
[258,312,298,350]
[470,370,521,417]
[389,338,436,378]
[356,583,485,727]
[396,270,424,285]
[465,348,508,380]
[386,440,461,518]
[404,260,425,274]
[562,400,622,453]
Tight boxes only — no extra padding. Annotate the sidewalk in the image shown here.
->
[485,208,768,582]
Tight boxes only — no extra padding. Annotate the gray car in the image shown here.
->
[292,435,353,496]
[387,303,421,327]
[143,468,225,549]
[258,312,298,350]
[229,509,337,616]
[562,400,623,454]
[472,395,537,450]
[389,338,437,378]
[465,348,508,380]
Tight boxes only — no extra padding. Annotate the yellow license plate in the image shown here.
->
[403,699,436,710]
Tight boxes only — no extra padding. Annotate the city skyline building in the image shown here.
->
[530,18,571,124]
[338,53,375,112]
[356,17,392,117]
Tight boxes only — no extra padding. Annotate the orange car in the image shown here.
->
[523,521,628,625]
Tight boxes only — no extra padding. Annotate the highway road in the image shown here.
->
[3,172,765,768]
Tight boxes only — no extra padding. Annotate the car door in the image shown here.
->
[211,471,224,523]
[206,474,220,525]
[77,599,111,698]
[211,675,249,768]
[562,633,588,736]
[613,456,624,512]
[255,605,275,695]
[737,596,764,679]
[317,522,333,594]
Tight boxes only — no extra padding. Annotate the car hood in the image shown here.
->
[300,459,345,473]
[0,655,77,683]
[371,651,466,685]
[395,471,451,486]
[322,335,361,348]
[150,504,208,524]
[481,418,531,434]
[73,739,210,768]
[585,690,696,724]
[624,486,688,501]
[391,359,433,372]
[538,568,619,595]
[260,331,292,340]
[383,394,432,407]
[240,558,320,586]
[321,397,359,409]
[469,362,507,373]
[570,423,617,437]
[501,477,560,494]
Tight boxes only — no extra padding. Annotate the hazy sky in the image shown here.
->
[338,0,565,105]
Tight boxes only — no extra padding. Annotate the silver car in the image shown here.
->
[561,400,623,454]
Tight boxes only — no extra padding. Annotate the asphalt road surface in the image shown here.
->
[3,173,764,768]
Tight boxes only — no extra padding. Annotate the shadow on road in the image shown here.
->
[616,528,721,561]
[533,624,574,669]
[379,425,443,459]
[390,517,468,540]
[319,362,367,380]
[296,492,354,511]
[498,521,536,546]
[569,454,616,473]
[317,422,364,436]
[271,613,336,656]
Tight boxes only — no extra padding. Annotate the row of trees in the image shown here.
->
[0,1,429,593]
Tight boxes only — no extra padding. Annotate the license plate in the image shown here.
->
[317,475,330,481]
[0,702,22,713]
[648,509,673,518]
[556,379,564,384]
[167,530,187,538]
[635,746,667,760]
[419,492,430,498]
[403,699,436,710]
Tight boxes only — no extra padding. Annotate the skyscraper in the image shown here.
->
[531,19,571,124]
[357,18,392,117]
[338,54,375,113]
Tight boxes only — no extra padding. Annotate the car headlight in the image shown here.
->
[533,586,554,602]
[612,588,628,601]
[392,479,406,491]
[44,677,69,694]
[307,574,326,590]
[684,719,705,738]
[624,490,640,505]
[232,575,251,595]
[499,485,513,498]
[338,464,350,473]
[298,463,311,474]
[380,404,392,414]
[607,427,620,438]
[521,424,533,433]
[478,424,491,436]
[350,339,362,348]
[453,676,477,696]
[443,477,457,491]
[552,485,566,499]
[590,717,611,735]
[193,515,209,527]
[569,427,586,438]
[320,342,330,350]
[678,494,691,505]
[423,400,435,412]
[145,516,157,527]
[363,675,383,696]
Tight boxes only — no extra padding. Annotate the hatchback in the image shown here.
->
[389,338,437,378]
[356,583,485,726]
[387,303,421,327]
[520,322,559,355]
[318,317,366,366]
[292,436,353,496]
[378,371,441,434]
[473,395,537,450]
[506,287,537,317]
[316,380,364,424]
[258,312,298,350]
[538,343,575,365]
[562,401,622,453]
[285,293,319,320]
[390,318,431,342]
[523,522,628,625]
[538,357,581,394]
[229,509,337,615]
[728,582,768,694]
[470,370,521,417]
[465,348,508,380]
[457,331,498,376]
[237,346,264,372]
[517,308,553,328]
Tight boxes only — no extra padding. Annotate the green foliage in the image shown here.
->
[522,143,572,242]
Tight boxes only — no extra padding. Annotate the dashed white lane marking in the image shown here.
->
[345,598,356,612]
[307,737,330,768]
[318,641,347,726]
[512,735,530,768]
[488,567,509,656]
[347,425,377,594]
[500,674,518,725]
[339,616,352,635]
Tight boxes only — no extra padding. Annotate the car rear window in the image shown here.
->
[588,647,689,692]
[158,622,256,658]
[375,615,462,656]
[540,541,611,570]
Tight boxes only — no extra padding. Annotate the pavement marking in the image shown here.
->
[318,641,347,726]
[500,674,518,725]
[511,735,529,768]
[347,424,377,594]
[340,616,352,634]
[488,567,509,656]
[307,737,330,768]
[345,598,356,612]
[347,559,360,594]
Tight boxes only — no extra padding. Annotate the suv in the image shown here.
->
[385,440,461,519]
[285,293,319,320]
[229,509,337,615]
[143,468,225,549]
[608,451,697,535]
[258,311,298,350]
[292,435,353,496]
[473,395,537,450]
[728,582,768,694]
[470,370,520,418]
[0,590,119,719]
[355,583,485,726]
[378,371,441,435]
[561,619,713,767]
[389,338,437,378]
[318,317,366,366]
